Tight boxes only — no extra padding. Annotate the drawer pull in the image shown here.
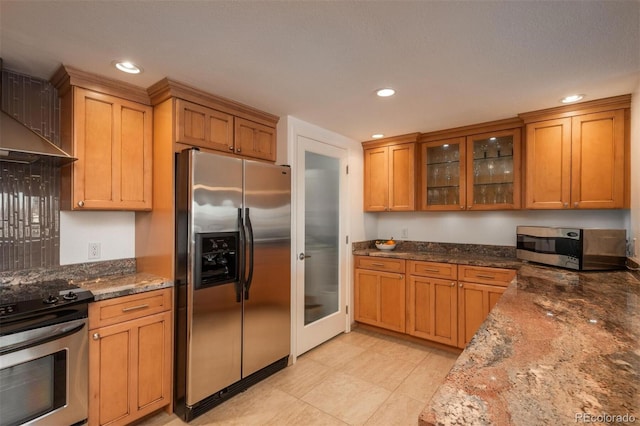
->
[421,268,440,273]
[122,304,149,313]
[476,274,496,279]
[370,263,385,267]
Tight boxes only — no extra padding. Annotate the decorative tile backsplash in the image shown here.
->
[1,69,61,272]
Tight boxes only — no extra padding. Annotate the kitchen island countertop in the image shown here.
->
[419,264,639,425]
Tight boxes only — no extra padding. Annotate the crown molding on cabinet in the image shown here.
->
[147,78,279,127]
[418,117,523,143]
[361,132,421,148]
[50,65,151,105]
[518,94,631,123]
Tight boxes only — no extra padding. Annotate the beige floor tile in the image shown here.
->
[369,336,430,365]
[301,372,390,425]
[339,349,418,391]
[264,357,333,398]
[395,350,458,402]
[303,339,367,369]
[364,392,426,426]
[333,329,381,349]
[196,382,297,425]
[264,399,348,426]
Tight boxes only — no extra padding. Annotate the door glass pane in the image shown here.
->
[304,152,339,325]
[471,136,514,205]
[426,143,460,206]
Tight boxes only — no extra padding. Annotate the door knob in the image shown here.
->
[299,253,311,260]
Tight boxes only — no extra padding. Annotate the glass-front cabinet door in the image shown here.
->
[466,129,521,210]
[420,137,466,210]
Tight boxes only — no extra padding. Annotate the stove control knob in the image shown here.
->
[43,295,59,304]
[63,291,78,301]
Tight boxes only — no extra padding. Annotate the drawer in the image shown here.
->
[457,265,516,287]
[355,256,405,273]
[89,288,172,329]
[407,260,457,279]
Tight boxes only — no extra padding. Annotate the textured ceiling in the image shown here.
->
[1,1,639,141]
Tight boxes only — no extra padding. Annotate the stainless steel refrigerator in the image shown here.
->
[174,148,291,421]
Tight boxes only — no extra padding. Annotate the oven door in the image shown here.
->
[0,317,88,426]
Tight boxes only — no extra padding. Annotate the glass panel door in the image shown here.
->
[467,129,520,209]
[304,151,340,324]
[421,137,465,210]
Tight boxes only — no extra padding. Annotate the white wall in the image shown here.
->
[630,79,640,263]
[60,211,135,264]
[376,210,628,246]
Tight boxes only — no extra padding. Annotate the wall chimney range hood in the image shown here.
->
[0,110,76,166]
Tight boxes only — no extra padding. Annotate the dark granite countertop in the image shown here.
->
[73,272,173,301]
[353,248,522,269]
[419,264,640,425]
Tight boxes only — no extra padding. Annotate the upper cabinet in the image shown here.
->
[52,66,153,211]
[176,98,276,161]
[419,119,522,211]
[520,95,630,209]
[151,78,278,162]
[362,133,419,212]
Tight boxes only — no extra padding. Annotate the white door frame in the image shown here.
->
[287,120,353,363]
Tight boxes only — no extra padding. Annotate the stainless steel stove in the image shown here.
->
[0,280,93,426]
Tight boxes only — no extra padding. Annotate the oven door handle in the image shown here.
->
[0,322,86,356]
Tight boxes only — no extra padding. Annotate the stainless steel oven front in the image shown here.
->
[0,316,88,426]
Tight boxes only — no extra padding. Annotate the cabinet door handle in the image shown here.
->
[460,205,464,209]
[122,304,149,313]
[92,333,100,340]
[397,274,404,280]
[229,146,234,151]
[459,283,463,288]
[450,282,455,287]
[476,274,496,279]
[574,202,579,208]
[468,205,473,209]
[563,202,569,208]
[236,148,242,153]
[77,200,85,207]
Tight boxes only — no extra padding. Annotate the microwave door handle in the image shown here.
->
[244,207,254,300]
[236,208,245,303]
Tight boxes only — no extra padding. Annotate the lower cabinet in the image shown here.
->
[354,256,516,349]
[354,256,406,332]
[88,288,173,426]
[406,261,458,346]
[457,265,515,348]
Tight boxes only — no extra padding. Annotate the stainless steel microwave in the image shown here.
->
[516,226,627,270]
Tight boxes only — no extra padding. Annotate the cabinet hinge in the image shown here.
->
[346,165,349,174]
[346,305,349,314]
[346,235,349,244]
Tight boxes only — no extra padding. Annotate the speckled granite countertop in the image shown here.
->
[353,248,522,269]
[73,272,173,301]
[419,264,640,425]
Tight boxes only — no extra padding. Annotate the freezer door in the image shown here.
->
[185,150,244,405]
[242,160,291,377]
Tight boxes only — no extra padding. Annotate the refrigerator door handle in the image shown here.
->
[244,207,255,300]
[236,208,246,303]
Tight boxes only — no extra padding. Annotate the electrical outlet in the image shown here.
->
[401,228,409,239]
[88,242,101,260]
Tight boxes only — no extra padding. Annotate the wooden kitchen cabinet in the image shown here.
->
[521,97,629,209]
[52,66,153,211]
[419,120,522,211]
[362,133,419,212]
[354,256,406,332]
[88,288,173,426]
[406,261,458,346]
[176,98,234,153]
[457,265,515,348]
[235,117,277,161]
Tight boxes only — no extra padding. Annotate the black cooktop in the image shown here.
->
[0,279,94,322]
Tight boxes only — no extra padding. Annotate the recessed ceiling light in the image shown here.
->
[561,94,584,104]
[113,60,143,74]
[371,134,385,139]
[376,88,395,97]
